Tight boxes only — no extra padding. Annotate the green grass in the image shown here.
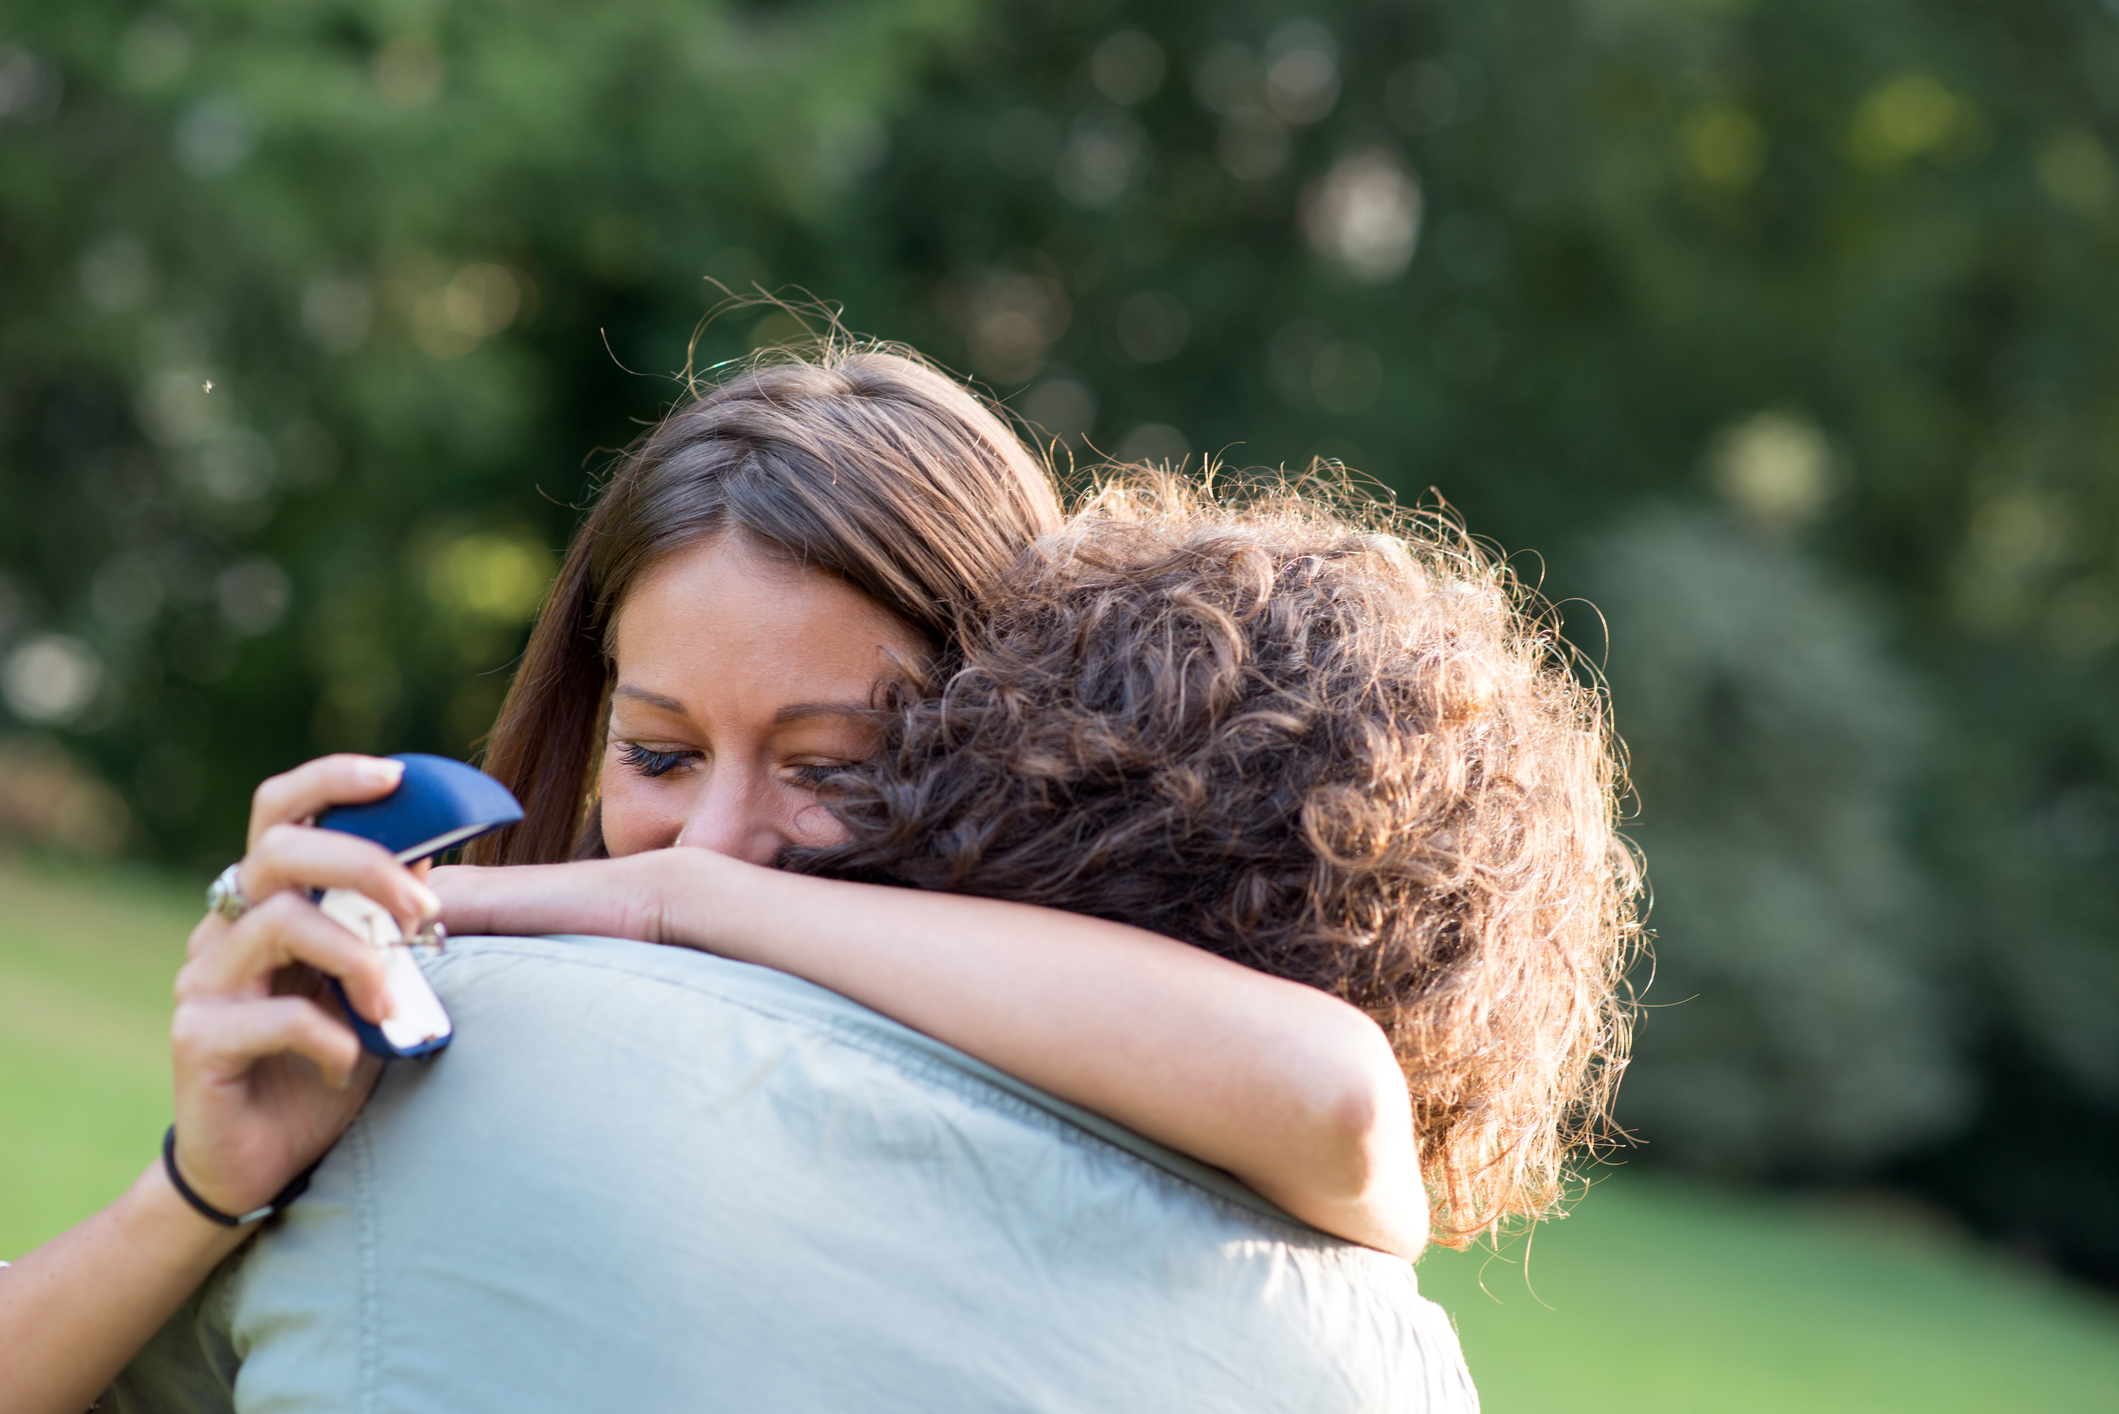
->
[7,853,2119,1408]
[1418,1178,2119,1412]
[1,852,195,1257]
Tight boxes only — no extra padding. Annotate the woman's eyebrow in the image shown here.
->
[772,701,871,726]
[612,684,686,714]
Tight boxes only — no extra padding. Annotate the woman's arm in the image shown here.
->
[435,850,1428,1257]
[0,1167,250,1414]
[0,756,432,1414]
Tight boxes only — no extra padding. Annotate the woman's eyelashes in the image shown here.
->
[616,740,850,790]
[784,762,852,789]
[617,741,699,779]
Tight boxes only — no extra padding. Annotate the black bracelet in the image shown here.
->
[161,1125,320,1227]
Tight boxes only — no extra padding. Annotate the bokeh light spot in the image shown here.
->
[1302,150,1422,282]
[1684,106,1767,188]
[1709,410,1837,531]
[1114,291,1189,364]
[1056,111,1147,208]
[173,97,257,176]
[374,37,444,109]
[958,273,1071,383]
[1219,112,1289,181]
[1847,74,1984,170]
[216,556,292,636]
[1264,20,1338,126]
[0,740,128,854]
[1116,422,1189,466]
[427,533,554,624]
[1022,377,1097,447]
[119,15,191,89]
[2038,130,2117,219]
[2,635,103,725]
[1192,42,1262,119]
[0,47,63,123]
[1091,31,1165,107]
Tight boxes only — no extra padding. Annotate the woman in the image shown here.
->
[4,346,1452,1412]
[444,471,1641,1249]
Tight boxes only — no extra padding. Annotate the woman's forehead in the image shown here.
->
[610,537,921,726]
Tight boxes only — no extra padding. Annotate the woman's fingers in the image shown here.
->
[429,860,639,941]
[172,992,366,1092]
[246,754,404,847]
[242,823,441,930]
[159,753,415,1222]
[178,892,395,1024]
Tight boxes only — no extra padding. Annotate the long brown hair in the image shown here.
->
[792,473,1641,1242]
[470,342,1063,865]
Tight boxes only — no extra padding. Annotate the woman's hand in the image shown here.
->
[0,754,443,1414]
[169,754,439,1217]
[428,855,669,945]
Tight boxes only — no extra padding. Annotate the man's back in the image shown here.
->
[114,934,1475,1412]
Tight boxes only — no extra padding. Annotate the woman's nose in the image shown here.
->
[673,769,784,866]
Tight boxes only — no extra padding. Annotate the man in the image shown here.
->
[110,930,1473,1410]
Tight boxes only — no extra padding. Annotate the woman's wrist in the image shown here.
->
[603,845,798,964]
[122,1158,256,1273]
[631,846,753,955]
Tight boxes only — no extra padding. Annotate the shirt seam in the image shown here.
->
[355,1115,381,1414]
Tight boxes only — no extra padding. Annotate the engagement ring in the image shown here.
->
[205,862,251,922]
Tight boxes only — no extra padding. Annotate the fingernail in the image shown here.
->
[357,758,404,789]
[411,883,442,920]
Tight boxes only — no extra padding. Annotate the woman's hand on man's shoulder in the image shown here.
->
[166,754,439,1220]
[428,849,720,947]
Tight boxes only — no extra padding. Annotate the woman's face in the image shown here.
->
[598,533,927,865]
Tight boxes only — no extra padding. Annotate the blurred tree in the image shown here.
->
[0,0,978,860]
[1582,506,1967,1177]
[3,0,2117,1280]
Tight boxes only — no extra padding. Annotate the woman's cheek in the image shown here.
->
[786,792,852,850]
[599,770,678,857]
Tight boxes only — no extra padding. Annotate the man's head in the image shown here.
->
[792,474,1641,1243]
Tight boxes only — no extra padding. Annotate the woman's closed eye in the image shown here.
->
[784,761,854,790]
[618,742,700,779]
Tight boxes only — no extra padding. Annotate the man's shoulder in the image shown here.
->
[179,933,1473,1412]
[420,933,1289,1215]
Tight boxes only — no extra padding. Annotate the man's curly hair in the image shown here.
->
[790,474,1640,1243]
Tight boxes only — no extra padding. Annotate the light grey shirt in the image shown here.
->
[112,934,1477,1412]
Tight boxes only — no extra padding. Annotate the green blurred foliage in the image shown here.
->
[0,0,979,847]
[2,1,2116,1279]
[1584,508,1966,1175]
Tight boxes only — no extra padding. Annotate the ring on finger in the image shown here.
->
[205,862,252,922]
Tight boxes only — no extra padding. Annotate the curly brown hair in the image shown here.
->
[791,474,1640,1242]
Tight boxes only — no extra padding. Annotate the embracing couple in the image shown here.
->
[6,345,1637,1412]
